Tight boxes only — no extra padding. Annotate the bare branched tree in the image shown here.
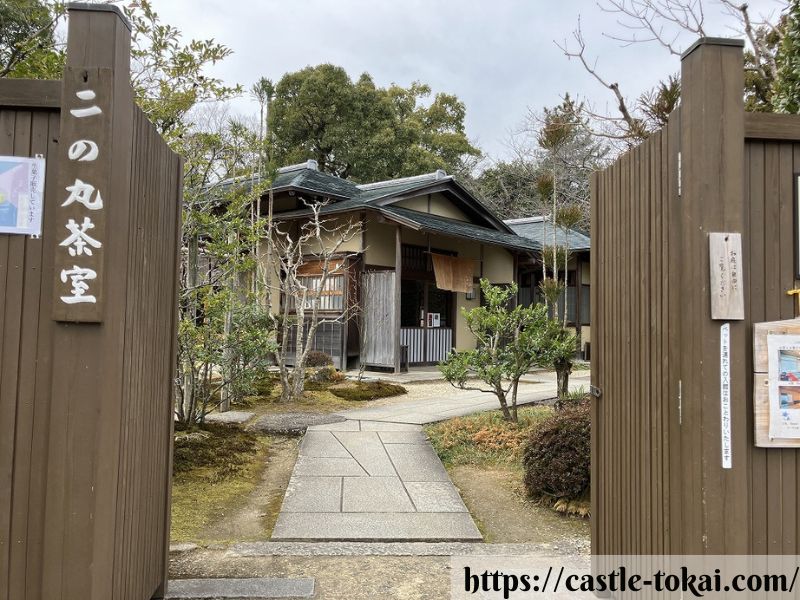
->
[557,0,789,145]
[261,200,362,402]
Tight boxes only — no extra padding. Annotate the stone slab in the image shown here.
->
[377,431,428,444]
[405,481,469,513]
[333,432,396,476]
[384,443,450,482]
[341,477,414,513]
[250,412,345,434]
[292,456,366,477]
[271,512,482,541]
[230,540,584,557]
[356,421,422,431]
[166,577,315,599]
[299,431,350,458]
[281,476,342,512]
[204,410,255,424]
[306,419,361,431]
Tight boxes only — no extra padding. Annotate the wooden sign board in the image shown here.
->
[753,318,800,447]
[51,67,113,322]
[709,232,744,320]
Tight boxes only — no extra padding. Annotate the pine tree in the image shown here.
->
[772,1,800,114]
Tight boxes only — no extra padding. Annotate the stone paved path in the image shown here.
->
[335,372,591,424]
[167,577,314,598]
[272,420,481,542]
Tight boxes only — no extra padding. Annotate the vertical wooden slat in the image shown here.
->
[8,110,38,600]
[778,142,797,554]
[666,109,682,554]
[748,141,768,554]
[0,108,17,600]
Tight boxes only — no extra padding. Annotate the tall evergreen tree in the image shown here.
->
[268,64,481,182]
[772,0,800,114]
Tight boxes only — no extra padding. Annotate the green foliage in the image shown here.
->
[177,180,277,423]
[772,1,800,114]
[268,64,481,182]
[537,96,581,151]
[0,0,64,79]
[471,160,542,219]
[637,75,681,130]
[476,95,605,224]
[555,203,584,231]
[440,280,575,422]
[305,350,333,367]
[522,402,590,500]
[125,0,241,143]
[329,381,407,402]
[538,275,565,307]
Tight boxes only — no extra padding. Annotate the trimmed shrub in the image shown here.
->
[329,381,406,401]
[522,402,590,500]
[306,350,333,367]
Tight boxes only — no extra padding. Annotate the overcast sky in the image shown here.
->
[152,0,782,164]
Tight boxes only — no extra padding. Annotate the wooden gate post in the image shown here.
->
[678,38,749,553]
[37,4,180,600]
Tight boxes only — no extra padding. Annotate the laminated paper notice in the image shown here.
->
[720,323,732,468]
[0,156,45,236]
[767,334,800,438]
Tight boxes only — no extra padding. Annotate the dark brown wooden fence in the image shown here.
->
[592,37,800,556]
[1,5,181,600]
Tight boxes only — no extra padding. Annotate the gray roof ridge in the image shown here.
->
[504,215,549,224]
[277,160,319,174]
[356,169,450,191]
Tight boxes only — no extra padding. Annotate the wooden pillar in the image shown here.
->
[40,4,179,599]
[575,257,583,344]
[678,37,748,554]
[394,225,402,373]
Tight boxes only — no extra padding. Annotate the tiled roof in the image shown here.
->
[215,164,541,252]
[505,218,590,251]
[381,207,541,252]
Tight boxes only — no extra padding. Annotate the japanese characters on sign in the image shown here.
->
[720,322,732,468]
[52,68,112,322]
[0,156,46,235]
[767,333,800,439]
[709,232,745,320]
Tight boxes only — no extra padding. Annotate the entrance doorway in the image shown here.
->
[400,279,454,364]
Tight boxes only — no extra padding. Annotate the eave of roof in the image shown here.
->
[378,206,541,253]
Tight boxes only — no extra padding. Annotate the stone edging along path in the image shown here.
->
[271,419,482,542]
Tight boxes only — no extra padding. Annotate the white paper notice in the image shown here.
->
[0,156,45,236]
[767,333,800,439]
[720,323,732,469]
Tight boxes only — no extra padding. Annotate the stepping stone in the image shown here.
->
[292,456,366,477]
[166,577,314,599]
[281,476,342,512]
[384,444,450,482]
[405,482,469,512]
[204,410,254,424]
[341,477,415,513]
[271,512,481,541]
[299,431,350,458]
[250,412,345,434]
[333,432,396,476]
[377,431,428,444]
